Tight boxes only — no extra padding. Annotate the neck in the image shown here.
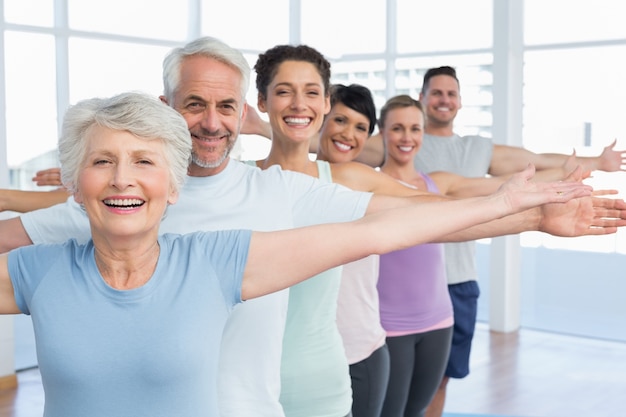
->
[92,235,161,290]
[261,139,318,176]
[380,157,418,183]
[425,122,454,137]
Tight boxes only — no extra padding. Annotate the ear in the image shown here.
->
[159,95,169,105]
[241,101,249,123]
[73,189,83,205]
[257,94,267,113]
[323,94,331,115]
[167,188,179,205]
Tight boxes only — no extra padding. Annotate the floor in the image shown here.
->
[2,323,626,417]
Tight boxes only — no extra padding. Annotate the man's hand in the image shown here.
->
[539,194,626,237]
[534,164,625,236]
[597,139,626,172]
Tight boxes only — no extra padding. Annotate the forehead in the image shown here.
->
[426,74,459,92]
[85,125,164,154]
[329,103,369,123]
[387,105,424,123]
[177,55,244,102]
[272,60,324,86]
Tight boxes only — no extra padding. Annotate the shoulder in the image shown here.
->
[330,161,379,190]
[462,134,494,146]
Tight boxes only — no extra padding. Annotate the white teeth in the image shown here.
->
[333,141,352,151]
[103,198,144,207]
[284,117,310,125]
[399,146,413,152]
[193,135,224,142]
[436,107,450,111]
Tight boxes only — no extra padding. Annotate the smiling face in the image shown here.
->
[257,60,330,146]
[163,55,247,175]
[318,102,371,163]
[74,126,177,243]
[381,105,425,165]
[420,74,462,129]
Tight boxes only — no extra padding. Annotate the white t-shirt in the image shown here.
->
[21,158,372,417]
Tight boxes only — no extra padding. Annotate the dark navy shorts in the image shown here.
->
[445,280,480,379]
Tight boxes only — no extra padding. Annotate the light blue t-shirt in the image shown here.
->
[20,159,372,417]
[8,231,250,417]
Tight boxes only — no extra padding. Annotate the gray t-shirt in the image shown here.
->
[413,133,493,285]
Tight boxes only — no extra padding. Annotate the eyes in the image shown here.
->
[91,156,155,167]
[390,125,422,133]
[430,90,458,99]
[184,100,237,114]
[333,116,368,133]
[275,88,321,97]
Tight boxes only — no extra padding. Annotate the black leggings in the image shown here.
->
[381,326,453,417]
[349,344,390,417]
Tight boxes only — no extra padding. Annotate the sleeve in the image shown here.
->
[21,196,91,245]
[7,245,62,314]
[197,230,252,306]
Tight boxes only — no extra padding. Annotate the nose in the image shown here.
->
[199,106,220,132]
[341,124,357,141]
[111,163,134,190]
[290,92,306,110]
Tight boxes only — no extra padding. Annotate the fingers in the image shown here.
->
[586,196,626,234]
[583,226,618,235]
[552,181,592,196]
[512,163,536,183]
[32,168,62,186]
[592,189,618,196]
[592,196,626,210]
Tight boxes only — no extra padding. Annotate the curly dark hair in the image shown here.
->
[254,44,331,99]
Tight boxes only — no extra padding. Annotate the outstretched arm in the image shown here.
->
[241,104,272,139]
[241,165,592,300]
[490,140,626,176]
[435,156,584,199]
[0,217,33,254]
[366,164,623,242]
[0,189,70,213]
[354,132,385,168]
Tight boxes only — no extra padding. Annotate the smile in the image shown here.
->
[103,198,145,208]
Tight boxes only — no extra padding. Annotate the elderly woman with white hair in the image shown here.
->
[0,91,592,417]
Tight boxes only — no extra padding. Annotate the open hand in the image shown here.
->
[497,164,593,214]
[598,139,626,172]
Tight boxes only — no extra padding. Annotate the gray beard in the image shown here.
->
[191,147,231,169]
